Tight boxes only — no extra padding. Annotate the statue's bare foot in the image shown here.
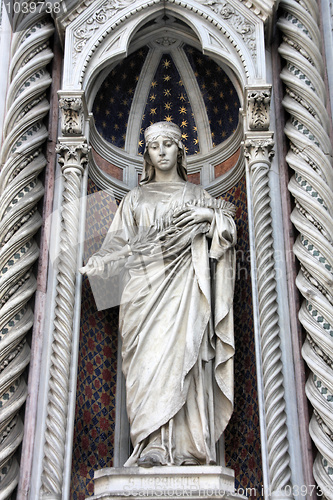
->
[179,457,201,466]
[137,454,163,467]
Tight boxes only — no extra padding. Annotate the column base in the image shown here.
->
[88,466,248,500]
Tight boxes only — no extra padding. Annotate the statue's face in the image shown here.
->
[147,136,178,173]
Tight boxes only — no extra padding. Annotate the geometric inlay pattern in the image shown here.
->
[223,176,263,498]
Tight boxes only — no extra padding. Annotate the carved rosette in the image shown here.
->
[278,0,333,496]
[40,141,89,498]
[244,90,293,496]
[0,15,54,498]
[59,97,84,135]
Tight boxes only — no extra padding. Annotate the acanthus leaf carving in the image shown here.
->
[56,142,90,174]
[244,136,275,167]
[247,89,271,130]
[59,97,84,135]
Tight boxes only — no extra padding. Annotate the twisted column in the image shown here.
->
[244,87,293,498]
[245,136,293,498]
[40,141,89,498]
[278,0,333,496]
[0,15,54,499]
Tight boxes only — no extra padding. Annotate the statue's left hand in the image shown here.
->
[173,206,214,227]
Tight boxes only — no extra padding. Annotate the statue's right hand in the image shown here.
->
[79,255,105,276]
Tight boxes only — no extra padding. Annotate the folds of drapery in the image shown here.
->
[88,182,237,462]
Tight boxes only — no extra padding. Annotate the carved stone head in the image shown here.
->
[141,121,187,183]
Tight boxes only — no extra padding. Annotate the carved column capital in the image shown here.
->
[56,141,90,174]
[58,92,87,136]
[244,134,275,169]
[245,85,272,131]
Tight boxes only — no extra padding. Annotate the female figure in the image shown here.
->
[82,121,236,468]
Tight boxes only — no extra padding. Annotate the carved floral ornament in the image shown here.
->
[59,97,84,135]
[71,0,257,62]
[244,137,275,167]
[73,0,134,56]
[56,142,91,174]
[247,89,271,130]
[199,0,256,59]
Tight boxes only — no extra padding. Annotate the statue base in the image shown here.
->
[88,466,247,499]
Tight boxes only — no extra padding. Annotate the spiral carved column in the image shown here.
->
[40,139,89,498]
[244,87,293,498]
[277,0,333,496]
[0,15,54,499]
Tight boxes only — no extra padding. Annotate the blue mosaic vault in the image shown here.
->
[92,44,240,155]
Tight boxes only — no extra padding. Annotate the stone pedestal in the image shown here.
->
[88,466,247,500]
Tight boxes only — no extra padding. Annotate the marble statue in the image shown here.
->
[81,121,236,468]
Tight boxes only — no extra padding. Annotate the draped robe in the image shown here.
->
[94,181,236,466]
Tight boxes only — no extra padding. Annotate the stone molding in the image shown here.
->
[61,0,265,90]
[0,14,54,499]
[72,0,134,58]
[40,139,90,498]
[90,466,246,500]
[197,0,257,62]
[278,0,333,496]
[243,87,293,499]
[57,0,274,32]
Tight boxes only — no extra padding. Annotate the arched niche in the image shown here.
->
[58,0,269,197]
[75,9,250,479]
[86,16,245,197]
[67,3,264,497]
[33,2,292,500]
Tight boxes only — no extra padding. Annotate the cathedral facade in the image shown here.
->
[0,0,332,498]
